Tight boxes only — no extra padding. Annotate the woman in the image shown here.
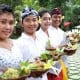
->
[36,9,52,49]
[36,9,65,80]
[0,4,23,72]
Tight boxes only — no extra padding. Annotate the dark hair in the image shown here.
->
[0,4,15,18]
[39,9,51,18]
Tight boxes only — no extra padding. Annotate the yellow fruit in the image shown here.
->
[44,63,51,70]
[72,45,77,49]
[24,68,31,75]
[5,68,18,74]
[74,38,78,42]
[2,68,19,79]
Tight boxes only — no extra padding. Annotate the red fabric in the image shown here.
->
[47,71,63,80]
[51,8,62,15]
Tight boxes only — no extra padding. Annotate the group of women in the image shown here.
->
[0,4,68,80]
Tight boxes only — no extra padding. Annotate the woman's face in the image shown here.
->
[51,14,62,28]
[40,13,52,31]
[22,15,38,35]
[0,12,15,40]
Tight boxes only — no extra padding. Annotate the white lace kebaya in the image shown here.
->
[0,40,23,71]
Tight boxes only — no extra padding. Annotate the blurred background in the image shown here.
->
[0,0,80,38]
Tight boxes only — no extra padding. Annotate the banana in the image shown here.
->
[24,68,31,75]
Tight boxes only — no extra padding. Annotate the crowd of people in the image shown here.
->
[0,4,69,80]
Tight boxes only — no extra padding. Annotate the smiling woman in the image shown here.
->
[0,4,23,75]
[36,9,52,49]
[0,13,15,40]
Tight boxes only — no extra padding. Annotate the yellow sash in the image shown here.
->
[60,59,68,80]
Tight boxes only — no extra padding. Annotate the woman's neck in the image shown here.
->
[0,38,9,42]
[0,38,13,50]
[41,28,49,37]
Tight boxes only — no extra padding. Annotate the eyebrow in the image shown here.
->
[0,18,14,20]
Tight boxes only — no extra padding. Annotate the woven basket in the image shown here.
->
[64,48,76,56]
[28,69,48,78]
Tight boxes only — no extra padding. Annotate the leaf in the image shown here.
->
[41,51,52,61]
[20,60,30,67]
[46,39,51,49]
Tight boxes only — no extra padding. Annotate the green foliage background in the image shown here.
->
[0,0,80,38]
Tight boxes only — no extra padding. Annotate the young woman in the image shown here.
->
[0,4,23,72]
[36,9,52,49]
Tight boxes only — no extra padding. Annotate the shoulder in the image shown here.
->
[36,28,42,35]
[59,28,65,33]
[13,37,26,49]
[48,26,57,33]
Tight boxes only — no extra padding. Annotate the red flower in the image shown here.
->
[63,22,71,27]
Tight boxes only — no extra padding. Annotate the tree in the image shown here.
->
[71,5,80,27]
[0,0,23,10]
[21,0,40,10]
